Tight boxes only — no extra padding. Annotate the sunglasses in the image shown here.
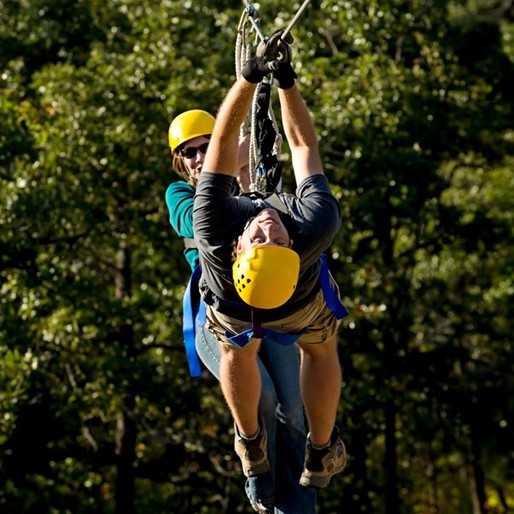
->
[179,142,209,159]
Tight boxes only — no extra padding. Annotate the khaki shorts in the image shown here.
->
[206,282,341,349]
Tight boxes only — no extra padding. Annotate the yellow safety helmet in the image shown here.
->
[232,246,300,309]
[168,110,215,154]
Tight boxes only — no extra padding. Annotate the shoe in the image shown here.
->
[250,498,274,513]
[234,418,270,477]
[299,426,347,488]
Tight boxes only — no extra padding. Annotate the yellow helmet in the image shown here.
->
[168,110,215,154]
[232,246,300,309]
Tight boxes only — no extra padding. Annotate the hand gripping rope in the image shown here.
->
[235,0,312,196]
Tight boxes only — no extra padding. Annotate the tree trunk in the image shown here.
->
[469,422,488,514]
[114,246,137,514]
[428,450,440,514]
[384,395,399,514]
[115,399,137,514]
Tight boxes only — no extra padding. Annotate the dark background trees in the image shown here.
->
[1,0,513,512]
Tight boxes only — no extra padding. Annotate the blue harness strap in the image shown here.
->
[227,327,305,348]
[182,265,205,377]
[319,254,349,320]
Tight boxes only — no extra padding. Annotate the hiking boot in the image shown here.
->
[250,498,274,513]
[299,426,347,488]
[234,418,270,477]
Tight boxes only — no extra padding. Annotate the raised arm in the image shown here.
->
[202,78,257,177]
[203,31,297,178]
[277,85,323,186]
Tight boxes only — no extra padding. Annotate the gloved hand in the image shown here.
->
[256,30,294,66]
[242,30,294,84]
[242,56,276,83]
[273,62,297,89]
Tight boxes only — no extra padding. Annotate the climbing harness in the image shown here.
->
[183,254,349,376]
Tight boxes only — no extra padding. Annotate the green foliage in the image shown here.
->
[1,0,513,513]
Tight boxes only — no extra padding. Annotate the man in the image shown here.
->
[193,33,347,489]
[166,111,317,512]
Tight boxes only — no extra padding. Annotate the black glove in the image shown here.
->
[242,56,275,83]
[273,62,297,89]
[242,30,294,84]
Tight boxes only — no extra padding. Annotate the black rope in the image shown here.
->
[252,82,282,194]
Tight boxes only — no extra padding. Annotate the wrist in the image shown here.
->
[273,63,297,90]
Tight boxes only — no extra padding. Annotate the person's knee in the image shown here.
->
[259,389,278,418]
[299,336,338,359]
[221,338,262,364]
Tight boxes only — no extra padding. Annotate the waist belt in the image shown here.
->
[182,255,349,377]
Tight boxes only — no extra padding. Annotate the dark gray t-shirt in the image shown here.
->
[193,172,341,322]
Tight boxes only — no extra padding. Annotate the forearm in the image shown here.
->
[278,85,318,148]
[203,78,257,177]
[278,85,323,183]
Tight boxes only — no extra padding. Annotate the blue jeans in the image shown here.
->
[196,323,317,514]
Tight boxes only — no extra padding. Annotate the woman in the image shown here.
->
[165,109,317,513]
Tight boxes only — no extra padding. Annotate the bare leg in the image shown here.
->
[298,336,341,446]
[219,340,262,437]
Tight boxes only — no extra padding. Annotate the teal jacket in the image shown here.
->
[165,181,198,271]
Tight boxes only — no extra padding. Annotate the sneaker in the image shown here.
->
[250,498,274,513]
[234,418,270,477]
[299,426,347,488]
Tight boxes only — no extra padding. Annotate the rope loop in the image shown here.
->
[236,2,283,195]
